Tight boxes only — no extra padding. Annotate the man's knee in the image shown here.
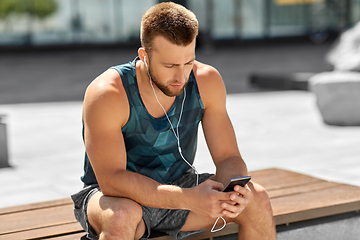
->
[248,182,273,216]
[101,196,143,223]
[236,182,277,239]
[88,192,145,238]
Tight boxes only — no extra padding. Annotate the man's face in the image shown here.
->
[146,36,196,97]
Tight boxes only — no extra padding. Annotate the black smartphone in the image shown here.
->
[222,176,251,192]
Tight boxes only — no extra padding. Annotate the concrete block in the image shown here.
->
[277,211,360,240]
[0,115,9,168]
[309,71,360,126]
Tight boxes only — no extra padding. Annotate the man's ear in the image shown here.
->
[138,47,147,63]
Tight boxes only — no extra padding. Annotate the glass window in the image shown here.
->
[241,0,266,39]
[352,0,360,24]
[0,0,357,46]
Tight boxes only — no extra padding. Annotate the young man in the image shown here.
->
[71,2,277,240]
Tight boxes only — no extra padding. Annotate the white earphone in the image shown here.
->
[142,54,225,233]
[144,56,148,68]
[143,55,197,179]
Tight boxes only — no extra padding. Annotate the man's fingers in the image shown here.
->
[207,179,224,192]
[221,195,248,212]
[234,184,253,200]
[221,204,245,218]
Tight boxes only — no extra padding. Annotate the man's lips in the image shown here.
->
[170,83,183,89]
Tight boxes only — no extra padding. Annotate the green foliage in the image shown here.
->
[27,0,58,19]
[0,0,20,19]
[0,0,58,20]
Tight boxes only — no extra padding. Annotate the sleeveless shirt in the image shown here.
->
[81,58,204,185]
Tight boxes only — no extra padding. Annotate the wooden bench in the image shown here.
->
[1,168,360,239]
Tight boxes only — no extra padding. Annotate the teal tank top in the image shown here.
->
[81,58,204,185]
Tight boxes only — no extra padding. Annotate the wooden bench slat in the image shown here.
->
[43,232,86,240]
[251,168,321,191]
[250,168,299,183]
[268,180,336,199]
[0,222,82,240]
[0,198,72,215]
[187,222,239,240]
[275,201,360,227]
[272,183,360,215]
[146,223,240,240]
[0,204,77,235]
[272,183,360,225]
[147,234,173,240]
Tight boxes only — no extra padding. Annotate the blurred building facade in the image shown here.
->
[0,0,359,47]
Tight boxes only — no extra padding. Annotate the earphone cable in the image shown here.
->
[148,77,199,183]
[145,58,223,229]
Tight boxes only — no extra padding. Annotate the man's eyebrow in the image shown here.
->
[161,57,196,66]
[186,58,196,64]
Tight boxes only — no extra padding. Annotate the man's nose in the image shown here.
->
[175,66,186,83]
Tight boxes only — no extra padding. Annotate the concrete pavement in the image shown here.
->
[0,91,359,208]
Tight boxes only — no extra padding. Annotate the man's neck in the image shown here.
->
[135,60,176,118]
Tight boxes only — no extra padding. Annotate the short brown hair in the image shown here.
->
[140,2,198,55]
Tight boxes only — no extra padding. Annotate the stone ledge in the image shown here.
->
[0,120,9,168]
[277,211,360,240]
[309,71,360,126]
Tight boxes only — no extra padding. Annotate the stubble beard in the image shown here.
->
[148,66,188,97]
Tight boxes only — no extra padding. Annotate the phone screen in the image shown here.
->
[223,176,251,192]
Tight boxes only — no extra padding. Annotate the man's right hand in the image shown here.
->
[184,179,228,219]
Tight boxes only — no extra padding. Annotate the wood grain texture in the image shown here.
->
[1,168,360,239]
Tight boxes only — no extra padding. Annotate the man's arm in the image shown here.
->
[194,61,252,218]
[83,68,227,218]
[195,62,248,186]
[83,69,183,206]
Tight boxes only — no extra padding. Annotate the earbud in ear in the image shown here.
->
[144,56,148,68]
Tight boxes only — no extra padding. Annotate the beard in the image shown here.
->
[148,65,188,97]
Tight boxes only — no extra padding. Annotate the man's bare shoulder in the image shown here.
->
[86,68,123,99]
[193,61,226,108]
[84,68,129,126]
[193,61,221,80]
